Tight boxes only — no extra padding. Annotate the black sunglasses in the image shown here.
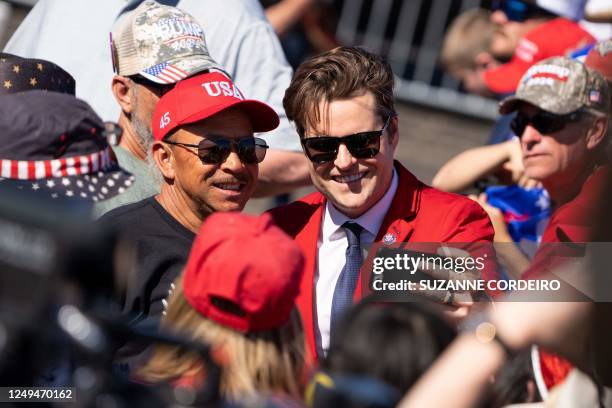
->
[164,136,269,164]
[301,116,391,164]
[510,110,583,137]
[129,74,176,96]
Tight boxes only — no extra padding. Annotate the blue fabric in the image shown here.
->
[485,185,550,243]
[330,222,364,339]
[570,43,595,61]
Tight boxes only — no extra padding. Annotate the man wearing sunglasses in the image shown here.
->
[269,47,496,361]
[498,57,609,280]
[493,56,610,391]
[89,1,310,216]
[482,0,594,96]
[101,71,279,324]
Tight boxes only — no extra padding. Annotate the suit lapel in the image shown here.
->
[355,162,421,298]
[294,198,325,360]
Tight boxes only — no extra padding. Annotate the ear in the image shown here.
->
[112,75,135,115]
[152,141,175,180]
[586,116,609,151]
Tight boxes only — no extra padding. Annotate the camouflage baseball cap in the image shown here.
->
[110,0,225,84]
[499,56,610,116]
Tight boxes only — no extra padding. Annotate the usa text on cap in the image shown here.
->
[152,71,280,141]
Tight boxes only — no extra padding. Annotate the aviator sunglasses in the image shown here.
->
[301,116,392,164]
[510,110,583,137]
[164,136,269,164]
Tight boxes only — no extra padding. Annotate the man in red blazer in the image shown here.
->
[269,46,495,361]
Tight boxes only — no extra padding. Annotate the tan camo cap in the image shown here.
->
[499,56,610,116]
[111,0,224,83]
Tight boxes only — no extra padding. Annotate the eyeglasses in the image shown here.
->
[301,116,391,164]
[491,0,550,22]
[164,136,269,164]
[510,110,582,136]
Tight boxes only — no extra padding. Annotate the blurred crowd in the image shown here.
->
[0,0,611,407]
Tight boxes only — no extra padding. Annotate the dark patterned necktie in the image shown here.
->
[330,222,364,340]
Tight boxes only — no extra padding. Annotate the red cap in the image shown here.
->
[483,18,595,94]
[585,40,612,83]
[182,212,304,333]
[152,71,280,141]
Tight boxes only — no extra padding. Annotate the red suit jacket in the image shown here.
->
[269,162,495,360]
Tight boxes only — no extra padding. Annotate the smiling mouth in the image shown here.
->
[213,182,245,191]
[332,172,366,184]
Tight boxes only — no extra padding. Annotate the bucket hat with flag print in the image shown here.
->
[0,91,134,202]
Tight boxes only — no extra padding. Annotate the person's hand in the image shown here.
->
[469,193,513,243]
[412,246,489,325]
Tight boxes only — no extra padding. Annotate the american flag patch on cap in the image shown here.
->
[589,90,601,103]
[140,62,188,84]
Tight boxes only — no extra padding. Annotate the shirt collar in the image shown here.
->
[322,168,399,241]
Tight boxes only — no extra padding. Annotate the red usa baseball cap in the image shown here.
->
[483,18,595,94]
[152,71,280,141]
[182,212,304,333]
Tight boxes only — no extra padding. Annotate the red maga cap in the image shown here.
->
[152,71,280,141]
[483,18,595,95]
[182,212,304,333]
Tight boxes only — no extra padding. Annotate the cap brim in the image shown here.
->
[180,99,280,134]
[499,91,581,116]
[0,165,135,203]
[499,95,522,115]
[483,59,530,95]
[139,54,227,85]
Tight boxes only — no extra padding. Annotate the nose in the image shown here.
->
[334,143,357,170]
[491,10,508,24]
[520,124,542,150]
[220,149,245,172]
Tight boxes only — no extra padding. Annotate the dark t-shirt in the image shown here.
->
[100,196,195,322]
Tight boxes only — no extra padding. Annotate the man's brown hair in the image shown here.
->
[283,46,396,138]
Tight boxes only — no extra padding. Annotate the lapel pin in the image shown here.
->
[382,233,396,245]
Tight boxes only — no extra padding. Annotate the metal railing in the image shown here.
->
[335,0,498,120]
[2,0,499,119]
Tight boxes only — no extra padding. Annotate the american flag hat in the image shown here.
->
[0,91,134,203]
[0,52,76,95]
[110,0,227,85]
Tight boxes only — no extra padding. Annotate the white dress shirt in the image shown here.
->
[315,169,398,354]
